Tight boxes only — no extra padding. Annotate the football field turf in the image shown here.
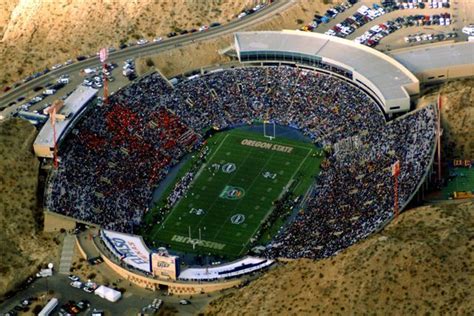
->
[148,129,322,258]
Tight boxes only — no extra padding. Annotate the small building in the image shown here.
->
[33,86,98,158]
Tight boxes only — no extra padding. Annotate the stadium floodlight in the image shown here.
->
[263,120,276,140]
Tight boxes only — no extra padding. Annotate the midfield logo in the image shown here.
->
[219,185,245,200]
[221,162,236,173]
[230,214,246,225]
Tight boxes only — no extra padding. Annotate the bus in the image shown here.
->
[38,297,58,316]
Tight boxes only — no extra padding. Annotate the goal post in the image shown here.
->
[263,120,276,140]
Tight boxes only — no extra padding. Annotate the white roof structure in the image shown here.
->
[94,285,121,302]
[179,257,273,281]
[234,30,420,113]
[391,42,474,75]
[33,86,97,158]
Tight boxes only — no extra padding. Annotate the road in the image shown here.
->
[0,0,295,116]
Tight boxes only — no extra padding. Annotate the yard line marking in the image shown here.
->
[158,134,232,230]
[240,147,313,256]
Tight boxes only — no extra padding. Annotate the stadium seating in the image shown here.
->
[45,66,436,260]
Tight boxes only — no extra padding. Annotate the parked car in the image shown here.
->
[83,286,94,293]
[68,275,80,281]
[70,281,83,289]
[76,300,90,311]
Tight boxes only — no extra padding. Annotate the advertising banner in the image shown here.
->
[101,230,152,273]
[151,253,180,280]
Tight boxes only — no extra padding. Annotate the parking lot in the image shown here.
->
[297,0,472,52]
[0,272,213,316]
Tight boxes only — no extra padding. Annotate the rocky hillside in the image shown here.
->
[417,78,474,159]
[0,119,59,298]
[0,0,257,87]
[206,201,474,315]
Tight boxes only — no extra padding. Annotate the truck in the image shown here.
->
[38,297,58,316]
[36,268,53,278]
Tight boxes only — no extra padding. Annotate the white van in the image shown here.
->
[83,68,96,74]
[43,89,56,95]
[462,25,474,36]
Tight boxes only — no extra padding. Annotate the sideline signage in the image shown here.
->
[101,230,152,273]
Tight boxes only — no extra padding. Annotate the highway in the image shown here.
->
[0,0,295,117]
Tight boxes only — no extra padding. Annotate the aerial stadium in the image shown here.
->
[33,30,437,293]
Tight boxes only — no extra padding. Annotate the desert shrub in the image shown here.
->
[33,305,43,314]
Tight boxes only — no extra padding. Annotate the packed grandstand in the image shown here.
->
[44,65,437,260]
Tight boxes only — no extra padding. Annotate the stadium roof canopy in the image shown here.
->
[33,86,97,158]
[391,42,474,78]
[234,30,420,113]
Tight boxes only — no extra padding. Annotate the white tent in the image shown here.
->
[94,285,121,302]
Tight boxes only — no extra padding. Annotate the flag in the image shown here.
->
[99,48,108,63]
[392,160,400,176]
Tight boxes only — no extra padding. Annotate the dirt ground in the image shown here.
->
[205,201,474,315]
[136,0,332,77]
[417,78,474,159]
[0,118,60,298]
[0,0,260,87]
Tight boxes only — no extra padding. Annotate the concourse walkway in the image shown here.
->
[58,234,76,274]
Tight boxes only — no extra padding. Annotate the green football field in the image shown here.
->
[146,129,323,258]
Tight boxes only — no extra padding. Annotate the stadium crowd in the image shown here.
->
[46,66,436,259]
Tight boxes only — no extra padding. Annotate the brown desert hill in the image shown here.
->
[206,201,474,315]
[136,0,331,77]
[417,78,474,159]
[0,0,257,87]
[0,118,59,298]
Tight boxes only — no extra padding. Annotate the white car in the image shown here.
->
[237,12,247,19]
[179,299,190,305]
[153,37,163,43]
[198,25,209,32]
[137,39,148,45]
[70,281,83,288]
[68,275,80,281]
[51,64,63,70]
[462,25,474,35]
[83,68,96,74]
[83,286,94,293]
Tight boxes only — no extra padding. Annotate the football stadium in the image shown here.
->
[35,31,437,289]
